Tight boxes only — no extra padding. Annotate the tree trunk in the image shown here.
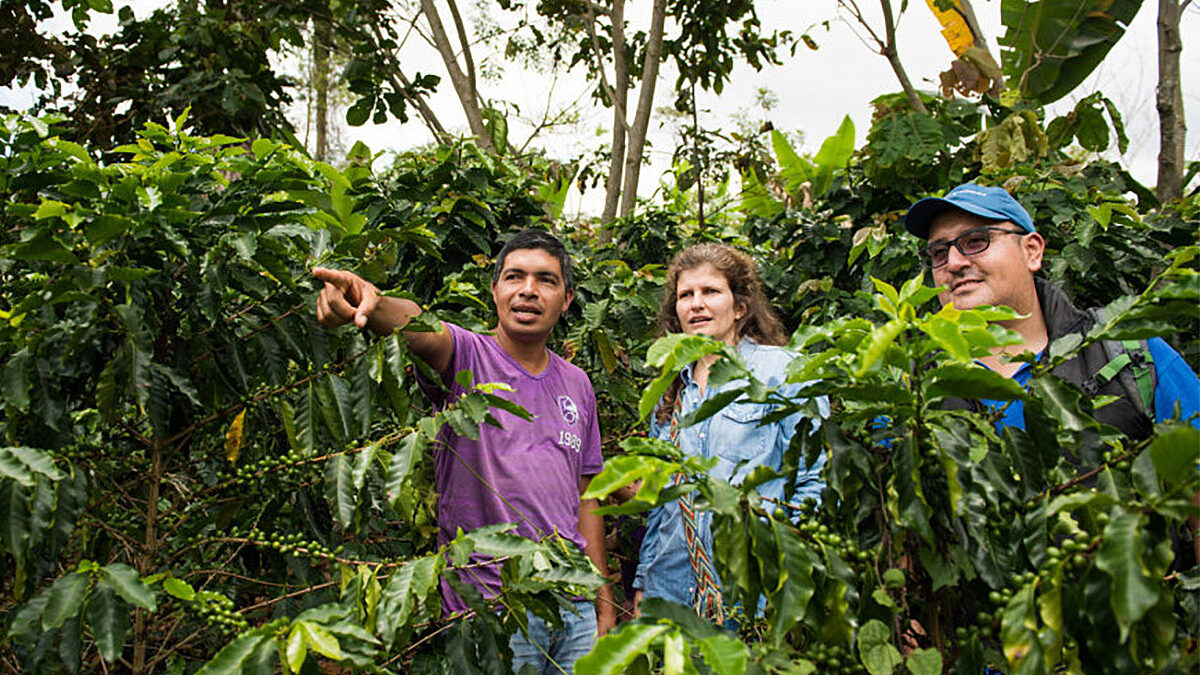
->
[618,0,667,217]
[419,0,494,152]
[599,0,628,229]
[1156,0,1186,202]
[956,0,1005,94]
[313,15,331,161]
[131,438,163,675]
[881,0,928,114]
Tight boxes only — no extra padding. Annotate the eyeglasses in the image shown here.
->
[923,226,1028,269]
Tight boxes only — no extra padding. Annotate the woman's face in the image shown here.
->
[674,263,744,346]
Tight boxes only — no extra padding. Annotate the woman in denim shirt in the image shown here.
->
[632,243,829,618]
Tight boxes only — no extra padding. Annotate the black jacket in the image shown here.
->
[945,277,1153,440]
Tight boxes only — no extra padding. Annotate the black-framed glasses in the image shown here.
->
[923,226,1028,269]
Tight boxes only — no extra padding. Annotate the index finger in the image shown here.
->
[312,267,355,287]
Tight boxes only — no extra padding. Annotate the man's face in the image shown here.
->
[491,248,573,343]
[928,209,1044,313]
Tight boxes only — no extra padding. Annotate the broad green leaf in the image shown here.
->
[96,357,118,418]
[771,129,810,196]
[43,572,89,630]
[163,577,195,601]
[925,364,1027,403]
[350,361,373,438]
[575,623,668,675]
[386,432,425,508]
[1,350,32,412]
[769,525,816,644]
[1047,490,1116,516]
[101,563,157,611]
[85,214,135,246]
[86,586,129,664]
[318,374,353,442]
[1148,426,1200,489]
[295,384,317,455]
[856,318,905,376]
[7,588,49,642]
[857,619,903,675]
[920,317,971,362]
[871,277,901,308]
[1095,510,1160,639]
[251,138,279,160]
[0,480,31,557]
[376,563,416,644]
[581,453,677,502]
[696,632,749,675]
[1000,0,1141,104]
[196,628,275,674]
[905,648,942,675]
[7,234,76,263]
[640,335,726,420]
[0,446,63,486]
[1000,584,1038,668]
[326,454,357,529]
[809,115,856,196]
[285,623,308,672]
[299,621,345,661]
[662,631,686,675]
[351,443,377,495]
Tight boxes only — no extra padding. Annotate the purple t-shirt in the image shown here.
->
[422,323,603,613]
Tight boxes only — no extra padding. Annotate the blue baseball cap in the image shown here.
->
[904,183,1036,239]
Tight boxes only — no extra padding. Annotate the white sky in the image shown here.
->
[4,0,1197,218]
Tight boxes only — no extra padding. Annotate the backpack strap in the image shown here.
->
[1093,338,1156,418]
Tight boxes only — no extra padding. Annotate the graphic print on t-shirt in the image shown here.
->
[558,394,579,425]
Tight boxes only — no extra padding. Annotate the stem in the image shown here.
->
[879,0,927,114]
[131,438,163,675]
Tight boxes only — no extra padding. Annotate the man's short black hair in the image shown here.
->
[493,229,575,292]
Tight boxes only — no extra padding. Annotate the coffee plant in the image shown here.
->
[1,101,1197,675]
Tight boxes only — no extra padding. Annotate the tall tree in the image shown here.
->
[312,8,333,160]
[1155,0,1188,202]
[418,0,496,153]
[529,0,787,224]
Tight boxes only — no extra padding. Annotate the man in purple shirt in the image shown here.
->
[315,230,614,672]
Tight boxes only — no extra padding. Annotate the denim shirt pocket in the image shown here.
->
[711,401,772,482]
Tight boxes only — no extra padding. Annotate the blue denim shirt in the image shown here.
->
[634,338,829,605]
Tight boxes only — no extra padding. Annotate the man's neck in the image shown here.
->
[494,330,551,375]
[983,307,1049,378]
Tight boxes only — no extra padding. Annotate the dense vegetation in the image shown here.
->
[2,1,1199,673]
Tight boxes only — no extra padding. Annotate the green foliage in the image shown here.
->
[584,266,1200,674]
[1000,0,1144,104]
[0,113,606,672]
[2,64,1198,673]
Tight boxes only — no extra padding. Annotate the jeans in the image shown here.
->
[509,599,596,674]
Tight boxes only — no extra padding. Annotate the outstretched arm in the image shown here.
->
[313,267,453,375]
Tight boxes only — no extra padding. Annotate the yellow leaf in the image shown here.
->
[225,409,246,463]
[925,0,975,56]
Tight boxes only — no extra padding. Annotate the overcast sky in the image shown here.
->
[5,1,1196,218]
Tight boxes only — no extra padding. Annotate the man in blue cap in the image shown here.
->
[903,182,1199,440]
